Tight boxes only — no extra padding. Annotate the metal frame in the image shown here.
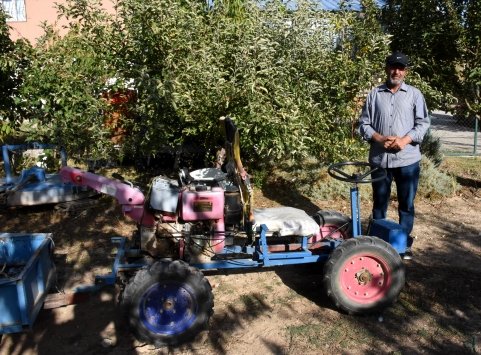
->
[80,180,367,288]
[2,143,67,185]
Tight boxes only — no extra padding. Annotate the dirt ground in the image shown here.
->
[0,171,480,355]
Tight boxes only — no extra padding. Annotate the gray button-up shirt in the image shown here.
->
[359,82,430,168]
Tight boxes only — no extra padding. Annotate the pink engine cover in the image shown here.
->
[181,187,225,221]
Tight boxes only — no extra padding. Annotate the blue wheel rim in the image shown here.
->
[139,281,198,335]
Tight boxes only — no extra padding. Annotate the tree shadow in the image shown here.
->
[272,258,480,353]
[261,179,323,215]
[273,264,334,310]
[1,287,138,354]
[357,260,481,354]
[0,198,141,354]
[456,176,481,190]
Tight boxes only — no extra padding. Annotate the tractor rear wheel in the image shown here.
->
[323,236,405,314]
[121,260,213,347]
[312,210,352,239]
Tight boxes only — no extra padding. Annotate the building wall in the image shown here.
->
[7,0,114,43]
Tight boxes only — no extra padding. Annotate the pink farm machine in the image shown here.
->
[59,117,407,347]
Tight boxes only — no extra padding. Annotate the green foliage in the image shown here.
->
[381,0,464,99]
[421,129,443,167]
[10,0,393,165]
[461,1,481,121]
[11,1,125,159]
[9,0,458,170]
[381,0,481,121]
[418,156,458,199]
[404,70,456,113]
[0,8,21,140]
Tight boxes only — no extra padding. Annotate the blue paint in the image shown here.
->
[139,281,197,336]
[369,219,408,254]
[0,233,55,334]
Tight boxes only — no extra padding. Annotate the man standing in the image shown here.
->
[359,51,430,260]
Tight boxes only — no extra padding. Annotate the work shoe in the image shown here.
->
[402,247,413,260]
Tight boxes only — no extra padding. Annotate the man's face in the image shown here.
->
[385,64,407,87]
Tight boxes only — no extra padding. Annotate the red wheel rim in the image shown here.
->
[338,253,392,304]
[320,224,348,239]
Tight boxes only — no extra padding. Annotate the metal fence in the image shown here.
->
[430,110,480,156]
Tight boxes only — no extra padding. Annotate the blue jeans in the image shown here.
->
[371,161,420,247]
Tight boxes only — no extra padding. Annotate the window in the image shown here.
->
[1,0,26,22]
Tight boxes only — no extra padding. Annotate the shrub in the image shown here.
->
[421,129,443,167]
[264,155,457,203]
[418,156,459,198]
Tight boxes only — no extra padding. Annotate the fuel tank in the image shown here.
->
[181,186,224,221]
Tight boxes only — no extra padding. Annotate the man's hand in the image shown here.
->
[383,136,397,149]
[388,136,412,150]
[372,133,412,151]
[372,133,396,148]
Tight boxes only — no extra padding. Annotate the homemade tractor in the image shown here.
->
[59,117,406,347]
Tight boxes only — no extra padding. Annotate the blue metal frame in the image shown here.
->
[74,237,145,292]
[350,186,362,237]
[81,173,403,294]
[2,143,67,186]
[0,233,56,334]
[78,172,404,295]
[87,221,340,288]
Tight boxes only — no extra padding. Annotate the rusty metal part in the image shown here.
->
[355,269,373,285]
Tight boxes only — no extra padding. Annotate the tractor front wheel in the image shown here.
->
[323,236,405,314]
[121,260,213,347]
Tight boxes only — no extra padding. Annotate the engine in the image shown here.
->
[141,169,245,262]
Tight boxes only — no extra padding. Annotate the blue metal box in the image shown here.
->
[369,219,407,254]
[0,233,56,334]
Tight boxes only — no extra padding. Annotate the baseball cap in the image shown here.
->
[385,51,409,67]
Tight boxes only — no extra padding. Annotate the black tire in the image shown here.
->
[311,210,353,239]
[121,260,213,347]
[323,236,405,314]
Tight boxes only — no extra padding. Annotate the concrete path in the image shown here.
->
[430,110,480,155]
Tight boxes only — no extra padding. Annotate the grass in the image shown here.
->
[286,319,375,352]
[440,156,481,180]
